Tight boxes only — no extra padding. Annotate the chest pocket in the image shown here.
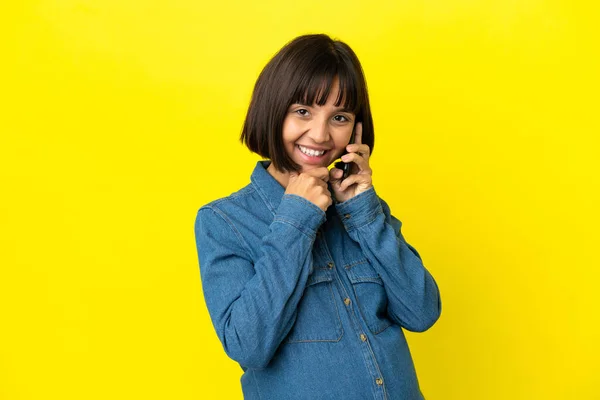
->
[345,259,392,334]
[285,267,344,343]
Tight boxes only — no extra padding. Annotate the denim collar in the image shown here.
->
[250,161,285,215]
[250,160,339,218]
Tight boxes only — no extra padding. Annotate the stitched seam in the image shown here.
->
[251,369,263,400]
[282,194,326,216]
[352,285,392,335]
[307,269,333,286]
[360,317,389,399]
[207,185,256,207]
[352,277,384,285]
[228,185,255,200]
[273,217,316,240]
[200,206,252,255]
[372,320,392,335]
[348,208,381,231]
[344,259,369,270]
[336,186,375,208]
[251,180,276,214]
[286,280,344,343]
[352,217,429,317]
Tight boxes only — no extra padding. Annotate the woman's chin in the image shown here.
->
[297,160,335,173]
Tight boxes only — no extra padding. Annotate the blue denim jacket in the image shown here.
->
[194,161,441,400]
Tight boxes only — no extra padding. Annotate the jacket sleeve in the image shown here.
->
[335,187,442,332]
[194,195,325,369]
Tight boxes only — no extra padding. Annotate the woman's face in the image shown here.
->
[281,77,355,173]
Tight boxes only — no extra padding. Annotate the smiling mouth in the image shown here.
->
[297,145,328,157]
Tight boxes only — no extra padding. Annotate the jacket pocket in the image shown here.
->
[345,259,392,334]
[285,267,344,343]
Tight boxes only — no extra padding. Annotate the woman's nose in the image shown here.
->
[308,120,330,143]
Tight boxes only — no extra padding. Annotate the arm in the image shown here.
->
[335,188,442,332]
[194,195,325,369]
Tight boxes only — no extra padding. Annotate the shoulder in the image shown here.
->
[195,181,270,234]
[198,183,257,216]
[195,181,273,259]
[194,184,256,247]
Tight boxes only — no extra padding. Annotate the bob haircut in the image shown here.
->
[240,34,375,173]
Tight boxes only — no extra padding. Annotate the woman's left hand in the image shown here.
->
[329,122,373,203]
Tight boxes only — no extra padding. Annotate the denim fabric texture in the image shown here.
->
[194,161,442,400]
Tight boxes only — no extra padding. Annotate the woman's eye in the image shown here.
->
[295,109,309,116]
[333,115,349,122]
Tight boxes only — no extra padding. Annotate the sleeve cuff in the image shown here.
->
[335,187,382,231]
[274,194,327,238]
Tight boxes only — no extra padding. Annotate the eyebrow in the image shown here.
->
[332,106,354,113]
[292,102,354,113]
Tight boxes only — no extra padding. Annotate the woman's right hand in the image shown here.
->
[285,167,332,212]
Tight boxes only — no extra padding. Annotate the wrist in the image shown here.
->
[335,187,381,231]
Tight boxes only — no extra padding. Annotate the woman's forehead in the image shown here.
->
[295,75,356,110]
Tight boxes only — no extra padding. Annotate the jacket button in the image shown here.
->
[375,378,383,386]
[344,213,351,219]
[327,262,334,269]
[343,297,351,306]
[360,334,367,342]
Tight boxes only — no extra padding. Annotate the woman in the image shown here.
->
[194,34,441,400]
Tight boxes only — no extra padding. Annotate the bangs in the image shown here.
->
[291,60,361,114]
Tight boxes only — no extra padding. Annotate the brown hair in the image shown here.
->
[240,34,374,172]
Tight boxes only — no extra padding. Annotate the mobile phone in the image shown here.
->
[335,124,357,181]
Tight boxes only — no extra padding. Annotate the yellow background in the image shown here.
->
[1,0,599,399]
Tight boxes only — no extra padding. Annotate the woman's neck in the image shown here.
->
[267,162,291,189]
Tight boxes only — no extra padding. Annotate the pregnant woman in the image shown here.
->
[194,33,442,400]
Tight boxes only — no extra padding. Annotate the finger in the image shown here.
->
[340,152,371,173]
[304,167,330,182]
[329,167,343,180]
[345,144,371,159]
[339,173,371,192]
[314,177,328,189]
[354,122,363,145]
[322,194,333,210]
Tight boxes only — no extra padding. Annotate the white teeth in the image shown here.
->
[298,145,326,157]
